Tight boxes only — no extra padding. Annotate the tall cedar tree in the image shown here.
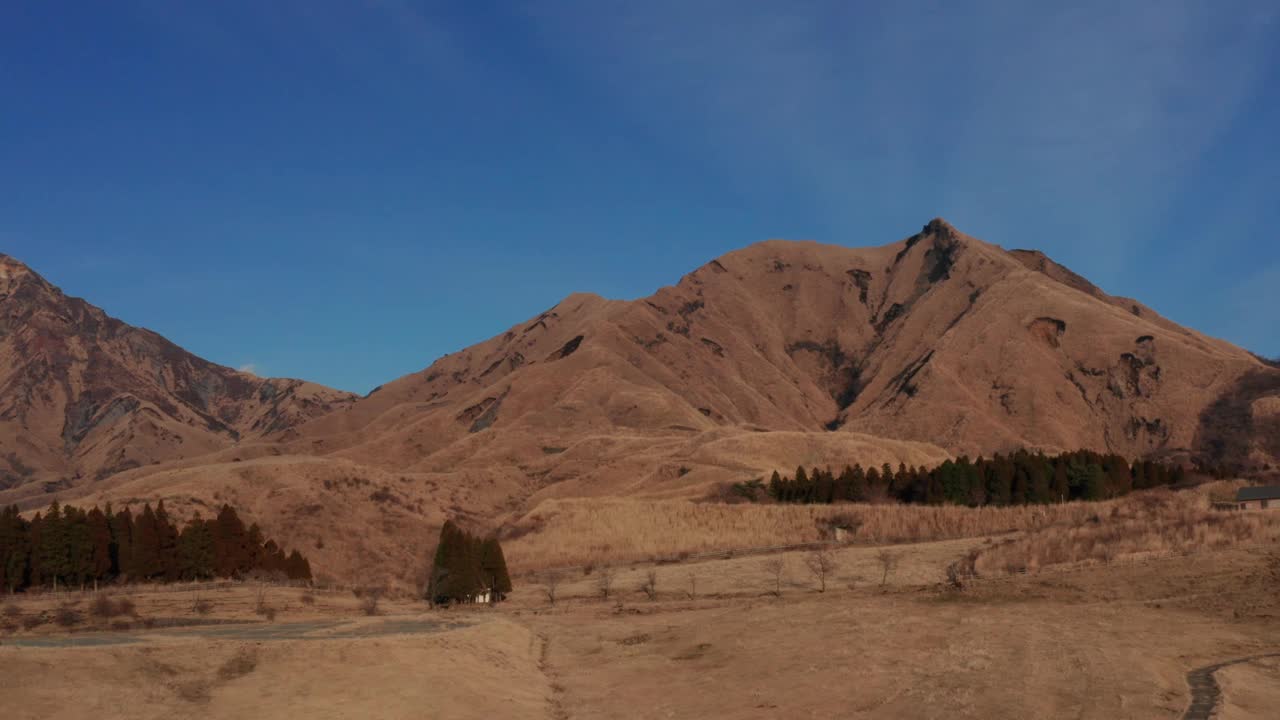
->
[480,537,513,598]
[429,521,511,604]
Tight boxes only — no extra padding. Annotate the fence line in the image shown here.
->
[10,577,355,598]
[969,540,1276,582]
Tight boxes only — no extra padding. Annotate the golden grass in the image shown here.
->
[974,481,1280,575]
[502,496,1128,572]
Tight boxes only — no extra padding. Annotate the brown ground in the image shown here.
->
[1218,655,1280,720]
[3,535,1276,719]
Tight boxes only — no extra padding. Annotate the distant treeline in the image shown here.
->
[0,501,312,593]
[745,450,1190,507]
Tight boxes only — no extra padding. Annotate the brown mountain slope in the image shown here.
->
[7,220,1276,585]
[285,219,1277,491]
[0,254,356,499]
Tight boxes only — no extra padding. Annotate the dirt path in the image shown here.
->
[2,617,471,649]
[1182,653,1280,720]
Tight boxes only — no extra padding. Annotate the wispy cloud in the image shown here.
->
[522,1,1278,276]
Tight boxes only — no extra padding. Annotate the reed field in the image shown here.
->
[974,481,1280,574]
[502,494,1124,571]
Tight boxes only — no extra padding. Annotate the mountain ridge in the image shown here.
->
[3,221,1276,584]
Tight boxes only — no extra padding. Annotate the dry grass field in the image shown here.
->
[500,481,1273,573]
[3,485,1279,719]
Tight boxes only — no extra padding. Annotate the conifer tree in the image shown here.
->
[0,505,29,592]
[155,500,180,580]
[87,506,113,583]
[178,516,215,580]
[479,536,513,599]
[131,504,163,580]
[36,502,68,587]
[285,550,312,581]
[213,505,250,577]
[768,470,783,500]
[1051,462,1069,502]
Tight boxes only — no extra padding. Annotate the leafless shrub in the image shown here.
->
[594,567,615,600]
[116,597,137,616]
[90,594,120,620]
[542,571,563,606]
[217,648,258,681]
[254,586,276,621]
[2,620,19,634]
[945,552,978,591]
[804,548,838,593]
[3,602,20,618]
[111,620,133,631]
[176,680,212,703]
[21,614,43,630]
[191,593,213,615]
[876,550,899,586]
[639,569,658,601]
[54,604,82,627]
[299,592,316,606]
[763,557,786,597]
[360,589,382,616]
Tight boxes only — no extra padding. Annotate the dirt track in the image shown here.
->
[1182,653,1280,720]
[2,617,470,649]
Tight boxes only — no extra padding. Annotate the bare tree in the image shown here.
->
[945,552,978,591]
[639,569,658,601]
[804,548,838,593]
[763,557,786,597]
[595,567,616,600]
[360,587,383,616]
[543,571,563,606]
[876,550,899,586]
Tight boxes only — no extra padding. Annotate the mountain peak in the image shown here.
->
[922,217,958,237]
[0,253,42,294]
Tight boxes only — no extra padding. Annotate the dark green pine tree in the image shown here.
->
[111,507,134,579]
[246,523,267,572]
[36,502,68,588]
[1028,464,1052,504]
[64,506,93,587]
[177,516,215,580]
[767,470,783,500]
[479,536,513,600]
[213,505,250,577]
[1051,462,1070,503]
[0,505,30,592]
[87,506,114,585]
[131,504,163,580]
[1082,464,1109,501]
[284,550,313,581]
[794,466,809,503]
[154,500,181,580]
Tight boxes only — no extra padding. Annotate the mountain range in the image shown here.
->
[3,220,1276,583]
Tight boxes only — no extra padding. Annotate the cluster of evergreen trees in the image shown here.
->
[0,501,311,592]
[427,520,512,605]
[764,450,1188,507]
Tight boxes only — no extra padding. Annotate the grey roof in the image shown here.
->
[1236,486,1280,502]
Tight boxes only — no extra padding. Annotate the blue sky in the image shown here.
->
[2,1,1277,393]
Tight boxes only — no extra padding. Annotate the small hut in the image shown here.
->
[1234,486,1280,510]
